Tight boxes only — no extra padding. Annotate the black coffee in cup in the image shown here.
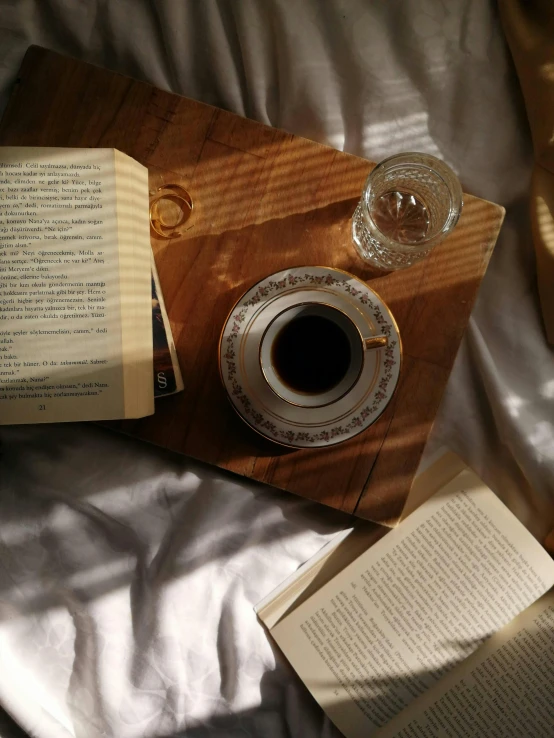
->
[271,314,351,394]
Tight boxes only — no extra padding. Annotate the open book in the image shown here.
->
[256,454,554,738]
[0,146,154,423]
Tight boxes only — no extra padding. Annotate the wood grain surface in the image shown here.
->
[0,47,505,525]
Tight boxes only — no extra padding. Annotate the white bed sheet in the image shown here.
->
[0,1,553,737]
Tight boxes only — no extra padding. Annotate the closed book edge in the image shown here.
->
[151,254,184,398]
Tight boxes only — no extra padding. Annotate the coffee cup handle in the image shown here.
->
[363,335,388,351]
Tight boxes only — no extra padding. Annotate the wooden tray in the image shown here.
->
[0,47,505,526]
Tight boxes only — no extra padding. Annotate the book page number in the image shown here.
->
[38,405,46,411]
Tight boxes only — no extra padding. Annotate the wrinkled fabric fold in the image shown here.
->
[499,0,554,342]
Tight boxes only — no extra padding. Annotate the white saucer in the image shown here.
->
[219,267,402,448]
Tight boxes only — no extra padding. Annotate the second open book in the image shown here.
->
[256,453,554,738]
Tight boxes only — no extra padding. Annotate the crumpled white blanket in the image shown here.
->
[0,1,553,737]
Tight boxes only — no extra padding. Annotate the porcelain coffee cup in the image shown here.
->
[259,302,387,408]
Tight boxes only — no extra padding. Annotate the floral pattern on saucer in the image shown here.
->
[219,267,401,448]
